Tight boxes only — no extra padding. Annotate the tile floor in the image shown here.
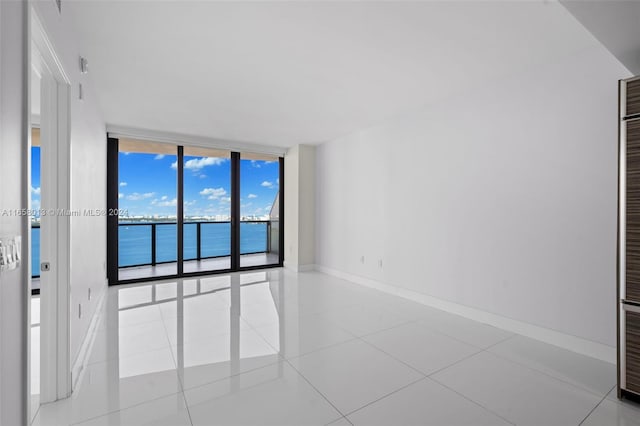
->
[33,269,640,426]
[118,253,280,281]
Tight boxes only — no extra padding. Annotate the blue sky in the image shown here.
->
[31,147,41,212]
[117,152,279,218]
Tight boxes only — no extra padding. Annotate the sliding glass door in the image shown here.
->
[107,137,284,284]
[183,147,232,274]
[116,139,178,281]
[240,154,281,268]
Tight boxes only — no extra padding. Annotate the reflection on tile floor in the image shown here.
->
[33,269,640,425]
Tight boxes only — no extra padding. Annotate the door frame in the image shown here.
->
[30,6,72,412]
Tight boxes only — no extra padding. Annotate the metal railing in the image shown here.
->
[118,220,272,269]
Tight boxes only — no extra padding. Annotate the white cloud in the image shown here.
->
[118,193,124,199]
[261,181,273,188]
[154,198,177,207]
[220,197,231,204]
[171,157,227,171]
[200,187,227,200]
[161,195,168,201]
[247,194,257,199]
[31,186,41,195]
[241,202,252,208]
[126,192,155,201]
[250,160,261,168]
[154,154,165,160]
[119,181,127,187]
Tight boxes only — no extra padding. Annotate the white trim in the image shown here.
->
[283,261,314,273]
[30,6,72,405]
[71,283,106,390]
[106,124,287,156]
[315,264,616,364]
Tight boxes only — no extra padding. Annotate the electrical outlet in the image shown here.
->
[378,259,383,268]
[360,255,365,264]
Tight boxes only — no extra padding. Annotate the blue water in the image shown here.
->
[117,222,268,267]
[31,222,270,274]
[32,227,40,277]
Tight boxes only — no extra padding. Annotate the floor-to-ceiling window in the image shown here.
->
[107,137,284,284]
[240,153,281,268]
[183,147,232,274]
[116,139,178,281]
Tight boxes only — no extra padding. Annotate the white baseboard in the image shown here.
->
[71,279,107,390]
[314,264,615,364]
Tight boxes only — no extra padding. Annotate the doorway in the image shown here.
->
[29,9,73,423]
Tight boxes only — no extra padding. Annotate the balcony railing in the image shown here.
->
[31,220,277,276]
[118,220,274,269]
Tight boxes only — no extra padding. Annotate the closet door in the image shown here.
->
[625,118,640,303]
[620,77,640,400]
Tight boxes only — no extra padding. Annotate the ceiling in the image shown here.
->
[560,0,640,75]
[67,1,604,148]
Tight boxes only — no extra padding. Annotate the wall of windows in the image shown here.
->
[107,137,283,284]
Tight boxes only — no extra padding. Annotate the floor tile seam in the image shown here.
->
[283,358,348,419]
[182,362,320,416]
[65,389,185,426]
[157,315,185,392]
[179,390,196,426]
[179,357,284,394]
[414,319,516,351]
[268,332,362,362]
[421,346,486,378]
[30,404,41,426]
[85,328,177,365]
[341,376,428,419]
[332,317,417,340]
[479,345,614,401]
[351,317,423,340]
[352,335,429,378]
[577,391,610,426]
[425,376,517,426]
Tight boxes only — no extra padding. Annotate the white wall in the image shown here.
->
[0,1,28,423]
[316,43,630,351]
[285,144,315,271]
[32,0,107,375]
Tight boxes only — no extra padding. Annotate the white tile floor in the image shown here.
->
[32,269,640,426]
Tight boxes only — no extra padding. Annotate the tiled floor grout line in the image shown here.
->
[66,390,186,426]
[180,390,196,426]
[157,308,185,390]
[284,358,349,419]
[577,385,614,426]
[353,336,429,378]
[426,375,517,426]
[155,310,196,426]
[482,346,615,401]
[340,376,428,419]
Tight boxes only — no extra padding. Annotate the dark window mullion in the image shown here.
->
[231,152,240,270]
[177,145,184,276]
